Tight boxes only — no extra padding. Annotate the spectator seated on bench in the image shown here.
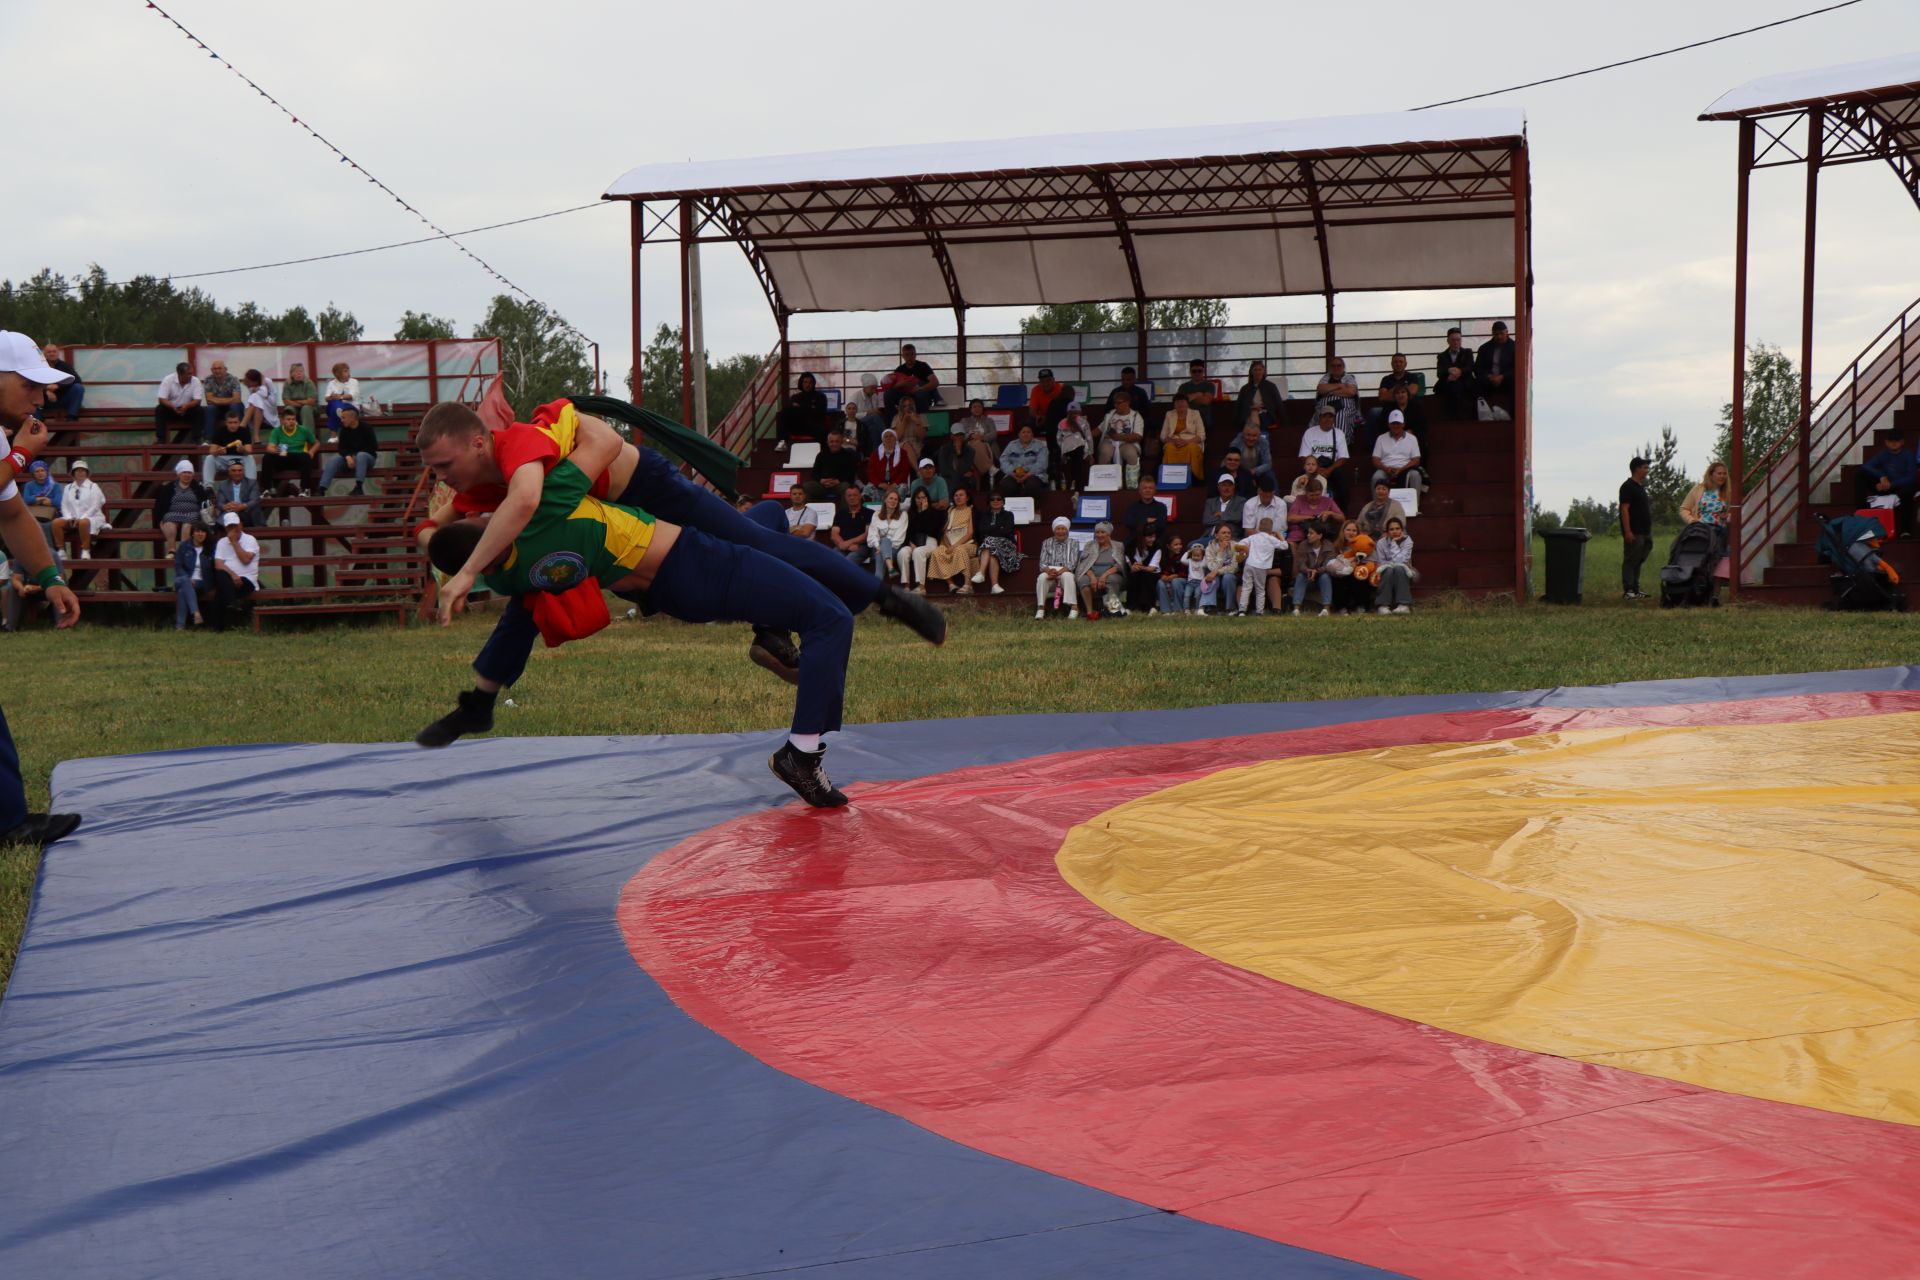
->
[1436,326,1476,419]
[1476,321,1517,405]
[782,485,819,538]
[863,427,912,503]
[1106,367,1152,412]
[1357,479,1408,539]
[883,343,939,416]
[1159,393,1207,474]
[775,372,830,452]
[215,459,264,528]
[205,406,256,484]
[38,345,83,422]
[997,424,1048,500]
[154,459,212,583]
[803,427,860,502]
[1235,360,1287,428]
[154,361,204,443]
[1119,477,1171,546]
[210,512,260,632]
[323,361,360,432]
[259,405,320,498]
[21,461,58,529]
[1174,360,1220,413]
[1370,412,1426,494]
[1363,383,1428,464]
[318,403,380,495]
[51,461,105,560]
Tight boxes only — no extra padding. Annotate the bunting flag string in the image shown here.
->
[139,1,594,349]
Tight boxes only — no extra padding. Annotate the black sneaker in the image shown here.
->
[749,628,802,686]
[877,583,947,646]
[415,689,497,748]
[0,812,81,847]
[769,742,850,808]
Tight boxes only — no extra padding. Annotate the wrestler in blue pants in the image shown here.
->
[622,527,851,735]
[473,449,876,688]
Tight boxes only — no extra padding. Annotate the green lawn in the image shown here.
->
[1,543,1911,994]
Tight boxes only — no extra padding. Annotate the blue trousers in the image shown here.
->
[472,450,881,689]
[625,526,852,735]
[0,703,26,832]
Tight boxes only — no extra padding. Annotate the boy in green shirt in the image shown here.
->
[262,405,319,495]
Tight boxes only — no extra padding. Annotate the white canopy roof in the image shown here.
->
[605,110,1529,315]
[1701,52,1920,119]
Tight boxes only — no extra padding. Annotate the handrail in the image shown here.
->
[1736,296,1920,584]
[711,352,783,459]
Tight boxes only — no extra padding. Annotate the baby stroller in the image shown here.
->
[1658,521,1726,608]
[1818,514,1905,611]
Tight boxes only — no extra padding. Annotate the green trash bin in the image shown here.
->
[1540,526,1592,604]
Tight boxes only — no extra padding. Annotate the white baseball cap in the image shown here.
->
[174,460,195,474]
[1388,409,1406,424]
[221,512,241,526]
[0,332,74,386]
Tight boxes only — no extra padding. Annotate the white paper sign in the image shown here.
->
[1086,464,1122,492]
[1157,463,1191,489]
[789,442,821,469]
[1005,496,1037,525]
[804,503,836,529]
[1076,496,1111,521]
[1390,487,1420,517]
[767,472,799,495]
[1154,495,1175,517]
[1068,530,1095,548]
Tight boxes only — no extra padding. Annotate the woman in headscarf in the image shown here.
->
[864,426,912,503]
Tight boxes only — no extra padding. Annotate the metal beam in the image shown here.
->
[1092,170,1147,310]
[1511,147,1533,603]
[1730,118,1755,601]
[891,182,965,315]
[629,201,644,406]
[1300,159,1337,366]
[678,198,694,429]
[1799,106,1822,518]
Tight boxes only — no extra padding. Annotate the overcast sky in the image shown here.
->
[8,0,1920,508]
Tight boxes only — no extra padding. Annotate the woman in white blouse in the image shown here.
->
[324,361,360,432]
[866,487,909,584]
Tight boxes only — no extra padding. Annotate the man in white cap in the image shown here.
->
[0,331,83,846]
[209,511,260,632]
[1370,410,1426,493]
[1034,515,1087,619]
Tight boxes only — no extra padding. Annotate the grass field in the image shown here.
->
[0,528,1910,994]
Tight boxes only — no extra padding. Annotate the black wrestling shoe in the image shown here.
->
[769,742,850,808]
[877,583,947,646]
[749,627,802,686]
[0,812,81,847]
[415,689,497,748]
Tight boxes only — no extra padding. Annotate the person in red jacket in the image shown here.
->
[864,425,913,501]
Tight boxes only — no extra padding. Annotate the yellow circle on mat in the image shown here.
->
[1056,715,1920,1126]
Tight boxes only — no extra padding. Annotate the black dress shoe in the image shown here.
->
[768,743,850,808]
[0,812,81,847]
[749,628,802,686]
[877,583,947,646]
[415,689,497,748]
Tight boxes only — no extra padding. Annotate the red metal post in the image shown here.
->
[1798,107,1822,519]
[1510,147,1532,601]
[1730,118,1755,602]
[629,201,645,405]
[778,309,791,430]
[426,340,439,405]
[679,199,695,428]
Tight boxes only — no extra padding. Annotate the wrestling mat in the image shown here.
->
[3,668,1918,1278]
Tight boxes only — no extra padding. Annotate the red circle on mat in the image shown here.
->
[618,693,1920,1280]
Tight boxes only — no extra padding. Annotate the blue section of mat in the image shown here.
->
[3,667,1913,1279]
